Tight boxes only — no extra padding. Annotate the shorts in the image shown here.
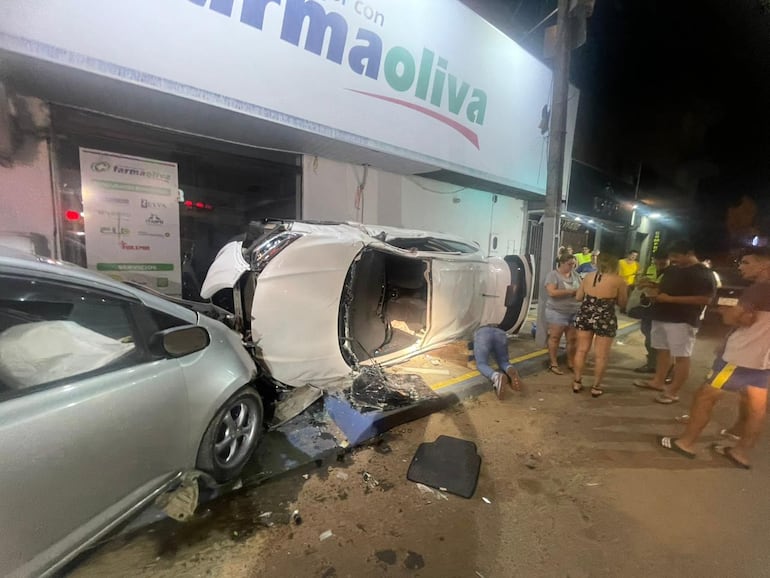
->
[707,358,770,392]
[650,321,697,358]
[545,307,576,327]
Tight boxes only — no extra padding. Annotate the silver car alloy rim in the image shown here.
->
[213,398,259,468]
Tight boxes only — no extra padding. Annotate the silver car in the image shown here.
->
[0,248,264,577]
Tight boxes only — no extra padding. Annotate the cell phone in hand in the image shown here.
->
[717,297,739,307]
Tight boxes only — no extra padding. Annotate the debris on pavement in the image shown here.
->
[155,471,201,522]
[415,483,449,501]
[363,472,380,489]
[319,530,334,541]
[335,470,350,480]
[302,474,310,480]
[347,366,438,412]
[291,509,302,525]
[270,384,324,429]
[524,453,540,469]
[482,497,492,504]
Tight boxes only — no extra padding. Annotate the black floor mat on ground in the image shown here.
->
[406,435,481,499]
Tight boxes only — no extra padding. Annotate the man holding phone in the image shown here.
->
[633,240,716,403]
[658,247,770,468]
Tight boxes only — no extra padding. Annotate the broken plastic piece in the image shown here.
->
[292,510,302,525]
[482,497,491,504]
[335,471,349,480]
[319,530,333,541]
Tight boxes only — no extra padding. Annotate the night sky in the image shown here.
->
[465,0,770,255]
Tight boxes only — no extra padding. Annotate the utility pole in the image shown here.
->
[535,0,572,347]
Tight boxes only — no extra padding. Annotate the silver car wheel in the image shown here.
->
[212,398,259,468]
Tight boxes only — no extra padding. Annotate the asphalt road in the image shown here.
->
[70,321,770,577]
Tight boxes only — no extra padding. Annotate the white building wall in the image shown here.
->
[302,156,528,257]
[0,94,56,255]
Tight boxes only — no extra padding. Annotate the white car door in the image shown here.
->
[0,275,189,577]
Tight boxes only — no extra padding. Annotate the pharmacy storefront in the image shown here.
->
[0,0,577,299]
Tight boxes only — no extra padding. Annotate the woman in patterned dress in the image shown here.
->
[572,255,629,397]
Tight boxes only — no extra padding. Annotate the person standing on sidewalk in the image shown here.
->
[472,325,522,400]
[633,240,716,404]
[544,253,582,375]
[633,251,670,373]
[658,247,770,468]
[571,254,628,397]
[618,250,640,291]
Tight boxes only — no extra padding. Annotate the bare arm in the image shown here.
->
[656,294,712,306]
[575,277,586,301]
[720,304,756,327]
[545,283,577,298]
[616,279,629,310]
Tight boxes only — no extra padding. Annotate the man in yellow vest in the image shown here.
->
[575,246,593,268]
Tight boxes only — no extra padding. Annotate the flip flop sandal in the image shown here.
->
[658,436,695,459]
[711,443,750,469]
[719,428,741,442]
[674,414,690,424]
[633,380,664,392]
[654,393,679,404]
[572,379,583,393]
[591,386,604,398]
[548,365,564,375]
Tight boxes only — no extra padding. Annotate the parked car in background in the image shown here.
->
[201,220,534,388]
[0,248,264,578]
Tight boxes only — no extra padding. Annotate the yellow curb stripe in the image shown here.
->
[429,319,640,392]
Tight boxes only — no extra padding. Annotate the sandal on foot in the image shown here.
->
[719,428,741,442]
[658,436,695,459]
[633,380,664,391]
[591,385,604,398]
[654,392,679,404]
[548,365,564,376]
[674,414,690,424]
[572,379,583,393]
[711,443,750,469]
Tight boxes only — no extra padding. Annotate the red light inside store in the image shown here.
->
[65,210,81,221]
[182,200,213,211]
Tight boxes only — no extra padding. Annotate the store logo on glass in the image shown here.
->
[91,161,111,172]
[145,214,164,226]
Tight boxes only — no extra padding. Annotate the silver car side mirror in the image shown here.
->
[150,326,210,358]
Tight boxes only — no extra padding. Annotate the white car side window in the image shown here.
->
[0,277,139,395]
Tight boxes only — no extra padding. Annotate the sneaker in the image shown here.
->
[492,372,505,400]
[506,367,522,391]
[633,364,656,374]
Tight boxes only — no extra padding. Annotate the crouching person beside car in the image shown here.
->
[473,325,523,400]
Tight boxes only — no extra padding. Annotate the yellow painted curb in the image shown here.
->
[429,320,639,392]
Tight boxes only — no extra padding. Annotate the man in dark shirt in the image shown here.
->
[633,240,716,404]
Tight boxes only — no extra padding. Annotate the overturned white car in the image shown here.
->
[201,220,534,388]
